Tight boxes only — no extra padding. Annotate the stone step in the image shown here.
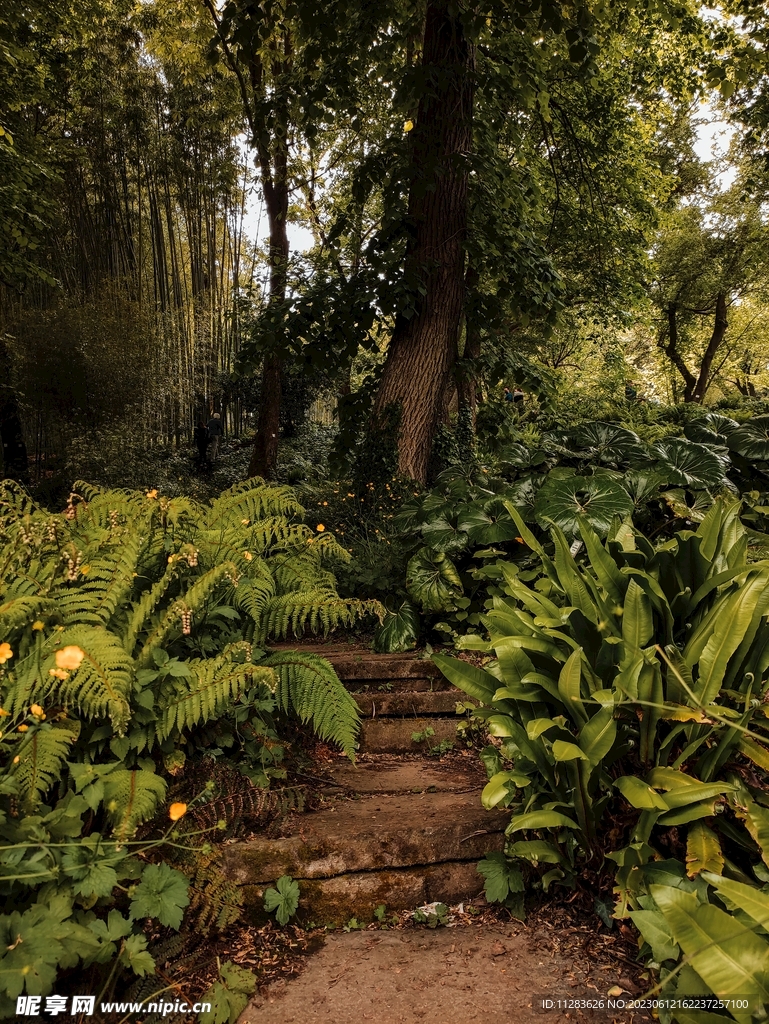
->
[325,756,484,795]
[351,689,463,717]
[222,789,505,883]
[359,717,460,754]
[239,861,486,924]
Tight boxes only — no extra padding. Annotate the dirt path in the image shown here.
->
[240,918,651,1024]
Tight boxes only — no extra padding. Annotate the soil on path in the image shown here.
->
[240,915,652,1024]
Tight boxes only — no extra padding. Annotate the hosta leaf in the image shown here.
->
[433,654,496,703]
[727,414,769,460]
[534,472,633,536]
[405,547,463,612]
[578,706,617,766]
[614,775,668,810]
[373,599,419,653]
[649,438,728,489]
[482,771,531,808]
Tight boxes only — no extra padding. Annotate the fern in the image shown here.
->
[103,769,167,839]
[265,651,360,759]
[136,562,237,667]
[14,722,79,811]
[156,651,276,741]
[258,593,383,642]
[57,528,148,628]
[187,850,243,934]
[204,479,302,530]
[0,596,57,635]
[41,626,133,731]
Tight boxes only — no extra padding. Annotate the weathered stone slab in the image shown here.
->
[359,717,459,754]
[326,758,482,795]
[221,791,506,884]
[239,860,488,923]
[352,689,462,717]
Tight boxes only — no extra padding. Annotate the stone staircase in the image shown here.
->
[221,649,505,924]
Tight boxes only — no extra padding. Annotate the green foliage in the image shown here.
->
[437,499,769,1021]
[263,875,300,926]
[0,476,379,1012]
[200,961,257,1024]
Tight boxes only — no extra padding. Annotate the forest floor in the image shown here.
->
[232,899,654,1024]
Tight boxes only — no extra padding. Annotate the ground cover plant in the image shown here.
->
[0,477,380,1016]
[436,498,769,1022]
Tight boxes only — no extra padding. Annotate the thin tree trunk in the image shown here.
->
[371,0,475,483]
[691,292,728,403]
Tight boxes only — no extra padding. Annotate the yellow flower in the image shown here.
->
[0,643,12,664]
[243,552,253,561]
[56,646,84,671]
[322,501,328,506]
[80,564,90,575]
[12,756,19,764]
[241,518,250,525]
[168,802,187,821]
[29,704,44,717]
[49,668,69,680]
[32,621,44,631]
[146,489,158,499]
[316,524,325,532]
[404,119,414,132]
[17,724,28,732]
[0,709,9,718]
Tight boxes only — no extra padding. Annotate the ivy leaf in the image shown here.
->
[263,875,300,925]
[477,851,524,903]
[129,862,189,929]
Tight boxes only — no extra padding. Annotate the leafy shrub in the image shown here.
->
[437,499,769,1021]
[0,477,381,1012]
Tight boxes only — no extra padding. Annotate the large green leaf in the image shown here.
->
[507,810,580,833]
[433,654,496,703]
[650,884,769,1015]
[373,599,419,653]
[629,909,680,963]
[534,473,633,536]
[648,438,728,489]
[458,499,520,544]
[566,421,648,465]
[727,414,769,460]
[578,705,617,766]
[405,547,462,612]
[685,412,738,447]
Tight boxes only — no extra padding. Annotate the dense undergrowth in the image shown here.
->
[0,477,381,1020]
[439,500,769,1023]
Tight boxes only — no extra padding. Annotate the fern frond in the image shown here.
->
[122,562,185,654]
[230,563,276,624]
[257,594,384,642]
[271,551,338,594]
[187,850,243,934]
[156,651,276,741]
[205,479,303,531]
[137,562,237,667]
[14,721,80,811]
[265,651,360,760]
[103,768,167,839]
[42,626,133,732]
[0,596,58,637]
[57,529,147,628]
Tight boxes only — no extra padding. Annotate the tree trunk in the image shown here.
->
[248,175,289,478]
[690,292,728,403]
[371,0,475,483]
